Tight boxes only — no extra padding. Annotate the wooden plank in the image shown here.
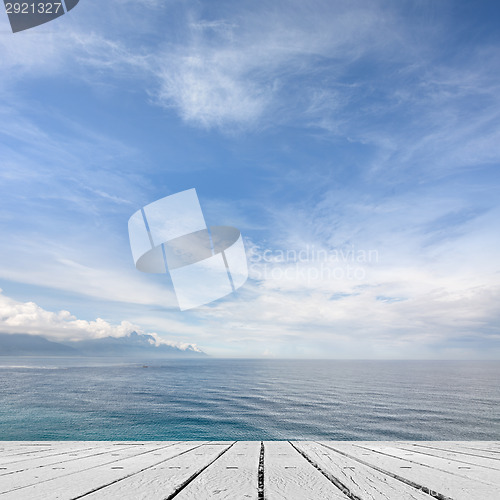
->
[264,441,348,500]
[293,441,433,500]
[318,442,499,500]
[0,442,199,500]
[1,441,500,500]
[0,442,131,466]
[0,443,137,471]
[78,442,234,500]
[0,443,99,463]
[400,441,500,461]
[0,443,160,492]
[173,441,260,500]
[357,443,500,486]
[0,443,152,480]
[450,442,500,453]
[418,441,500,454]
[0,443,55,457]
[391,442,500,471]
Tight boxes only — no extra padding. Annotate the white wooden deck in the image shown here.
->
[0,441,499,499]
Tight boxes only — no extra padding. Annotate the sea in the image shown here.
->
[0,359,499,441]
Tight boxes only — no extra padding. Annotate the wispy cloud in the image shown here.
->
[1,0,499,358]
[152,1,395,129]
[181,179,500,357]
[0,101,176,307]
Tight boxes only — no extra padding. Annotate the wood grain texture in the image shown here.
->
[400,441,500,461]
[0,441,499,500]
[392,442,500,470]
[0,443,172,493]
[173,440,260,500]
[80,442,234,500]
[0,443,99,463]
[264,441,348,500]
[318,441,500,500]
[292,441,432,500]
[354,443,500,485]
[0,443,145,474]
[0,442,202,500]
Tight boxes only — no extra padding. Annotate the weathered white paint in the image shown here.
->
[0,443,144,472]
[174,440,260,500]
[318,441,500,500]
[0,443,171,493]
[369,443,500,481]
[0,442,202,500]
[358,443,500,488]
[0,441,499,500]
[264,441,348,500]
[293,441,432,500]
[392,442,500,470]
[402,441,500,461]
[80,442,233,500]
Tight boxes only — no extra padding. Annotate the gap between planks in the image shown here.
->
[1,441,499,500]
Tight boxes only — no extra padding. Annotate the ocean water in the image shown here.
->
[0,359,499,441]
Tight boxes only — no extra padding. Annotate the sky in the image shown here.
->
[0,0,499,358]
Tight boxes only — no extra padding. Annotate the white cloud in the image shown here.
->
[1,0,499,359]
[179,188,500,358]
[0,289,201,351]
[191,274,500,358]
[156,55,268,129]
[5,0,496,142]
[152,0,394,129]
[1,0,498,144]
[0,100,176,309]
[148,333,203,353]
[0,27,143,84]
[0,288,136,340]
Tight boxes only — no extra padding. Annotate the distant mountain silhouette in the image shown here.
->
[64,331,205,357]
[0,333,79,356]
[0,332,205,357]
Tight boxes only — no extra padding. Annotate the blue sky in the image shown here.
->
[0,0,499,358]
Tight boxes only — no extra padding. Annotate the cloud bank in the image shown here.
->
[1,0,499,358]
[0,289,200,352]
